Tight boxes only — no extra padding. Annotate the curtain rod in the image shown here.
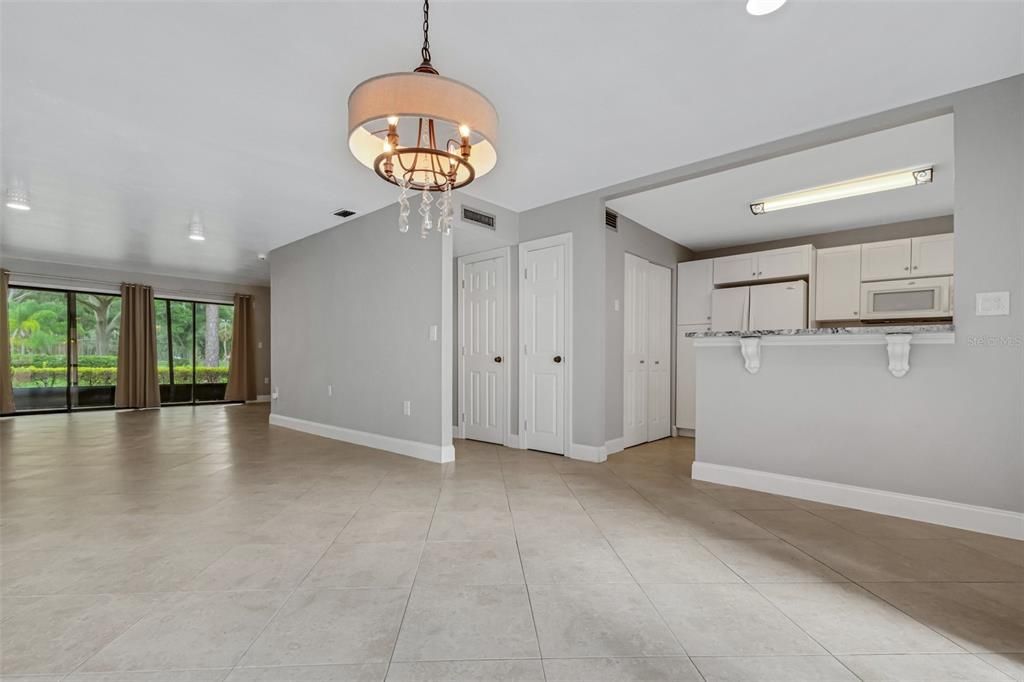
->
[6,270,240,303]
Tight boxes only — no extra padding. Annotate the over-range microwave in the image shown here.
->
[860,276,953,321]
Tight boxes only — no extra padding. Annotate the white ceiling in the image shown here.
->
[608,114,955,251]
[1,2,1021,283]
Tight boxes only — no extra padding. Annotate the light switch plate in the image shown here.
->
[403,400,411,416]
[429,325,438,341]
[976,291,1010,316]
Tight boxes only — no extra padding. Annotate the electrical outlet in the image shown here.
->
[976,291,1010,316]
[327,384,333,397]
[272,387,279,400]
[257,341,263,349]
[264,377,269,385]
[429,325,438,341]
[403,400,411,416]
[613,299,620,312]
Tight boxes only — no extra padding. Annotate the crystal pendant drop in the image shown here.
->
[397,178,411,233]
[419,185,433,238]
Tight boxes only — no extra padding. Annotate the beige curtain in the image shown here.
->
[225,293,256,402]
[0,269,15,413]
[114,283,161,409]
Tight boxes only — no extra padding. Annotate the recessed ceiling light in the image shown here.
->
[750,167,934,215]
[746,0,787,16]
[188,212,206,241]
[4,184,31,211]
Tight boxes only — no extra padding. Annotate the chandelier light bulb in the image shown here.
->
[4,183,31,211]
[746,0,787,16]
[458,124,471,139]
[387,115,399,126]
[188,212,206,241]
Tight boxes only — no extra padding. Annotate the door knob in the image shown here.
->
[654,360,660,365]
[553,355,562,363]
[640,359,645,364]
[494,356,502,363]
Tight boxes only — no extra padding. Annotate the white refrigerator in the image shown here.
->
[711,280,807,332]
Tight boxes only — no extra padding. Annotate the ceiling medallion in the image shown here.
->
[347,0,498,237]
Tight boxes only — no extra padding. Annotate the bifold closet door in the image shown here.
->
[646,263,672,441]
[623,253,649,449]
[624,255,672,448]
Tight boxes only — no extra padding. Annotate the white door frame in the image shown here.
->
[518,232,573,455]
[457,246,512,445]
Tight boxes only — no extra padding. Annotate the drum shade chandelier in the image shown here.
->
[347,0,498,237]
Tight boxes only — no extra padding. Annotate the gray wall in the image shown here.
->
[271,203,450,446]
[605,215,694,442]
[519,193,607,448]
[695,76,1023,513]
[1,256,272,391]
[693,215,954,260]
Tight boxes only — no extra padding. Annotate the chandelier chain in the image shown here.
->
[421,0,431,67]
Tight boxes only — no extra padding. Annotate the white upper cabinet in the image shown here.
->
[861,238,913,281]
[911,234,954,277]
[861,235,953,281]
[713,245,812,285]
[749,281,808,330]
[815,245,862,321]
[677,260,714,325]
[712,253,758,285]
[756,245,813,281]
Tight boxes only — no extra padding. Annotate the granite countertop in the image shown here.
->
[686,324,955,338]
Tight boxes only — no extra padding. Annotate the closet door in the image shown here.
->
[623,253,648,449]
[646,263,672,441]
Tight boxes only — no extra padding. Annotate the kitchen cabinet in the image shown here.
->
[861,238,913,281]
[677,260,714,325]
[815,245,862,321]
[911,234,954,277]
[862,235,954,281]
[749,281,807,330]
[712,253,758,285]
[675,324,708,432]
[713,245,812,285]
[711,286,749,332]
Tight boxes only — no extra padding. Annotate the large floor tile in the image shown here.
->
[301,542,423,588]
[392,584,539,661]
[691,655,858,681]
[528,583,683,658]
[0,593,162,675]
[757,582,963,655]
[790,535,951,582]
[875,538,1024,581]
[81,591,288,672]
[62,543,231,594]
[978,652,1024,679]
[385,660,544,681]
[518,535,633,584]
[188,544,326,591]
[643,583,825,656]
[415,540,524,586]
[225,664,386,681]
[739,510,857,543]
[838,653,1015,681]
[543,657,702,681]
[814,509,957,539]
[334,509,432,544]
[240,589,408,666]
[426,509,515,542]
[66,671,232,681]
[612,535,742,584]
[511,509,603,541]
[666,509,777,540]
[863,582,1024,653]
[699,539,846,583]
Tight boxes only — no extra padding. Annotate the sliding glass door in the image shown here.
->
[6,287,121,412]
[155,298,235,405]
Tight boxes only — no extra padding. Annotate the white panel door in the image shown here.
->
[713,253,758,285]
[911,234,954,276]
[677,260,714,325]
[646,263,672,442]
[623,253,648,449]
[711,287,750,332]
[815,245,862,321]
[676,324,709,431]
[861,238,912,281]
[523,243,566,454]
[749,281,808,330]
[463,256,505,444]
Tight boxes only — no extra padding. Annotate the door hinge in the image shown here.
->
[524,419,527,431]
[461,413,465,423]
[461,279,465,289]
[524,268,528,279]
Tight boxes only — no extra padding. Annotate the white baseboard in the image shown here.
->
[604,437,624,457]
[569,442,607,463]
[675,427,695,438]
[504,433,522,449]
[692,461,1024,540]
[269,413,454,464]
[252,395,271,403]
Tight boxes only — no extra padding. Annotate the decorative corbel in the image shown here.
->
[739,336,761,374]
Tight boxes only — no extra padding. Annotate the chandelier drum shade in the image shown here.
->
[347,0,498,237]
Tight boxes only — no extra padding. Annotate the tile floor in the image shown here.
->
[1,404,1022,681]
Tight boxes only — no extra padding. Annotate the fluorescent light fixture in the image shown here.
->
[4,185,30,211]
[188,212,206,241]
[750,167,933,215]
[746,0,787,16]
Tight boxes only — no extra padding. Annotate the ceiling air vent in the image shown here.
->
[461,206,496,230]
[605,209,618,231]
[333,208,357,218]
